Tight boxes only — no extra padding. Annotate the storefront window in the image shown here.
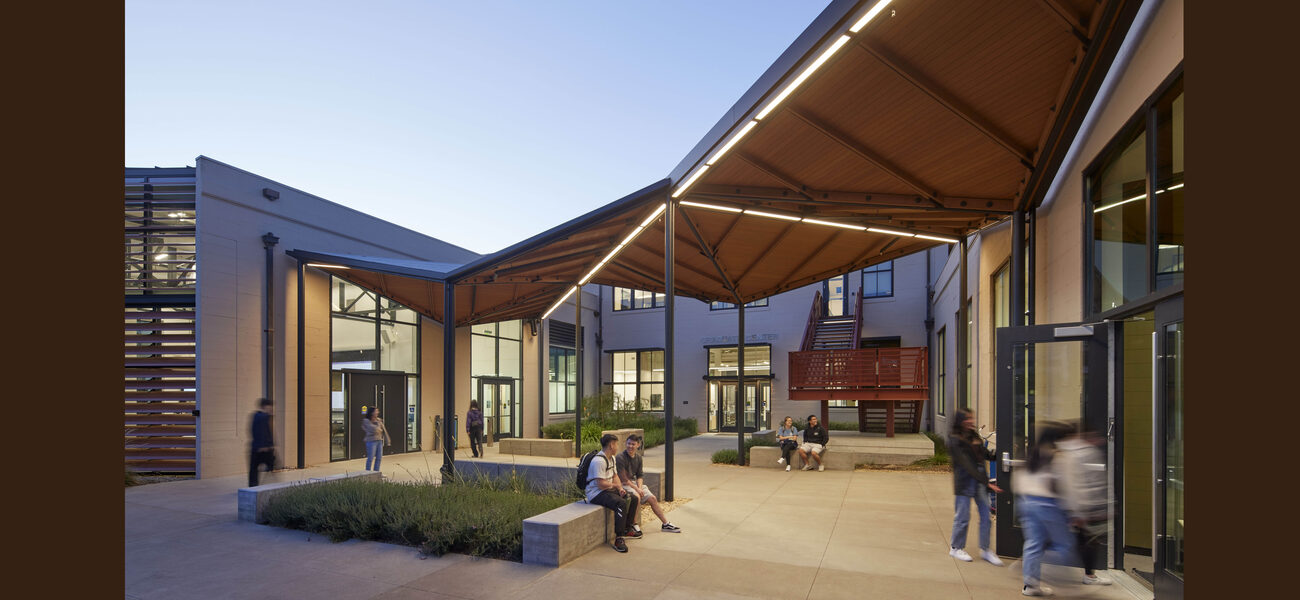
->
[1090,129,1148,312]
[1154,81,1184,291]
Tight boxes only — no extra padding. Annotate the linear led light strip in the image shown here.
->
[672,1,893,199]
[681,199,958,243]
[542,203,668,320]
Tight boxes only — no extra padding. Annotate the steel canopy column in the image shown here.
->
[441,280,456,480]
[574,287,583,458]
[957,237,968,411]
[1028,207,1037,325]
[296,259,305,468]
[1012,209,1025,329]
[736,302,746,464]
[663,197,676,501]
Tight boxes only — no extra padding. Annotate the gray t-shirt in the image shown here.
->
[584,452,615,501]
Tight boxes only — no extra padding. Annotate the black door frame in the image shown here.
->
[712,380,769,433]
[1153,296,1184,599]
[478,376,518,441]
[995,321,1109,557]
[343,369,409,458]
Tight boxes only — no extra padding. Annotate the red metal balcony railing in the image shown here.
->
[788,347,928,397]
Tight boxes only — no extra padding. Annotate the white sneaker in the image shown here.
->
[1082,573,1112,585]
[1022,584,1054,596]
[777,457,785,464]
[785,465,791,471]
[818,464,824,471]
[981,550,1004,566]
[949,548,973,562]
[801,464,813,471]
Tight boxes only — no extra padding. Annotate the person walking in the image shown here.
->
[248,398,275,487]
[466,400,485,458]
[361,406,391,472]
[1016,421,1078,597]
[947,408,1003,566]
[1056,424,1113,586]
[775,416,800,471]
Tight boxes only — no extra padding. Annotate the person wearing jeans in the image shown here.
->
[361,406,391,472]
[947,408,1003,565]
[586,434,638,553]
[1015,422,1077,597]
[775,416,800,471]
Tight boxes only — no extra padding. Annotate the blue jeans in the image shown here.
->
[951,485,991,551]
[365,440,383,471]
[1018,495,1077,586]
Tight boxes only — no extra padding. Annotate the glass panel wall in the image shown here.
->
[328,276,420,459]
[1090,130,1149,312]
[1154,81,1185,291]
[706,345,771,377]
[608,350,665,411]
[710,298,769,310]
[470,320,524,431]
[548,347,576,413]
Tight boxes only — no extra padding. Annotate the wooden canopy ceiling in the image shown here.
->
[298,0,1139,325]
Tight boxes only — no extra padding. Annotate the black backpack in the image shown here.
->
[575,449,603,490]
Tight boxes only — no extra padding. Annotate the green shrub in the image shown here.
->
[125,467,140,487]
[262,474,579,561]
[540,415,698,453]
[711,449,739,464]
[828,420,858,431]
[917,431,951,467]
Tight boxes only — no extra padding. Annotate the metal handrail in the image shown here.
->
[800,290,822,351]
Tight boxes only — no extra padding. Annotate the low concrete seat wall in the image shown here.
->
[238,471,382,524]
[523,501,613,566]
[749,444,928,468]
[498,437,575,458]
[750,429,776,444]
[600,428,644,450]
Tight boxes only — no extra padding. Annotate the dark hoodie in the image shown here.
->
[948,430,993,496]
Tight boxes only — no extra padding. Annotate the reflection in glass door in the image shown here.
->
[824,275,846,317]
[1155,299,1184,599]
[996,323,1108,557]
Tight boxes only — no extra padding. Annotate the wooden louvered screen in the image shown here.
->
[125,171,198,474]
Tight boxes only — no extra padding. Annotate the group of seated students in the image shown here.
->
[583,433,682,553]
[776,415,829,472]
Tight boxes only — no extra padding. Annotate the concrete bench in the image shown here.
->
[601,428,644,450]
[750,444,834,469]
[238,470,382,523]
[519,466,663,566]
[497,437,575,458]
[750,429,776,444]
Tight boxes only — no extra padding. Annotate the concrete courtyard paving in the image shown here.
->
[126,434,1151,599]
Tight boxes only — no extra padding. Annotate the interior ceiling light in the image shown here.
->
[672,165,710,198]
[867,227,916,238]
[542,286,579,320]
[755,34,851,120]
[706,121,758,166]
[744,209,802,222]
[680,200,743,213]
[154,253,169,260]
[1093,193,1148,213]
[306,263,351,269]
[849,0,893,33]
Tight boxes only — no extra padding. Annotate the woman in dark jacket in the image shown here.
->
[947,408,1003,565]
[466,400,484,458]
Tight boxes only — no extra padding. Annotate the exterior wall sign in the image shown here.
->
[700,333,778,344]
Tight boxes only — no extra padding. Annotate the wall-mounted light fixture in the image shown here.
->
[263,188,280,201]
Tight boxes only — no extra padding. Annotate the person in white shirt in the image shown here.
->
[1015,422,1078,597]
[585,433,638,552]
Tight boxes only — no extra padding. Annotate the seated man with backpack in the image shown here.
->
[579,433,640,553]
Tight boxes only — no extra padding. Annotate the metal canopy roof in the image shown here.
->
[298,0,1140,323]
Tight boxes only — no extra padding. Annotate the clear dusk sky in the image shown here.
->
[125,1,831,255]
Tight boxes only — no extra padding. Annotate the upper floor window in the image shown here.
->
[608,350,664,411]
[1087,70,1183,315]
[613,287,665,311]
[861,261,893,298]
[710,298,769,310]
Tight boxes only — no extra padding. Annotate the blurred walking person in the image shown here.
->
[947,408,1003,565]
[466,400,485,458]
[248,398,275,487]
[1016,421,1077,597]
[361,406,391,472]
[1056,424,1113,585]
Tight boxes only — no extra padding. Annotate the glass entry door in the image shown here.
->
[995,322,1109,556]
[479,378,517,441]
[823,275,846,317]
[709,381,769,432]
[1155,298,1184,599]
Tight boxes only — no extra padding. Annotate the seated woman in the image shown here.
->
[775,416,800,472]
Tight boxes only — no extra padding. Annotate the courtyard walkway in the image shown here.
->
[126,434,1151,599]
